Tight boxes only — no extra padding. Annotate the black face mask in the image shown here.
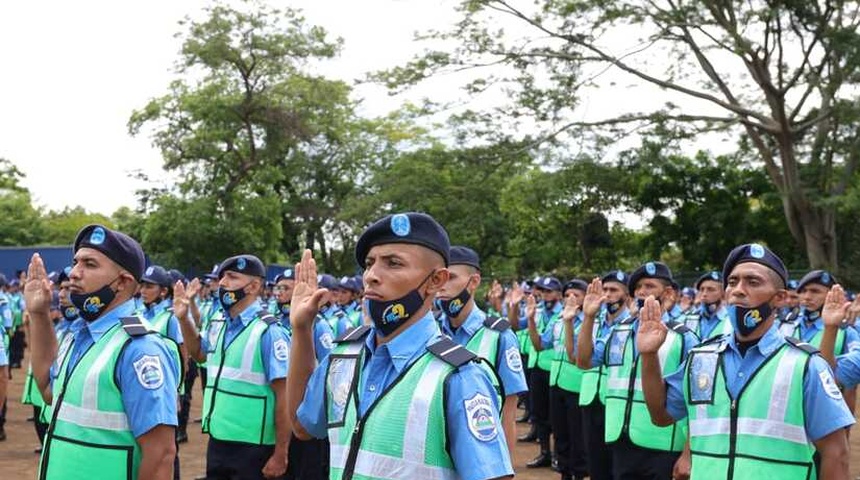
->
[277,302,291,316]
[728,302,773,337]
[803,306,822,323]
[544,299,559,311]
[62,305,79,321]
[439,286,472,318]
[636,298,646,310]
[703,301,720,315]
[70,279,119,322]
[218,283,250,309]
[367,271,435,337]
[607,300,624,314]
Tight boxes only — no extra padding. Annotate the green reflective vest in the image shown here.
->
[684,338,816,479]
[463,316,509,402]
[604,320,687,451]
[22,321,75,408]
[203,313,279,445]
[535,306,561,371]
[39,318,166,480]
[549,319,583,393]
[327,328,471,480]
[683,311,733,341]
[788,322,845,357]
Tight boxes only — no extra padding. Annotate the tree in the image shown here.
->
[378,0,860,271]
[41,207,114,245]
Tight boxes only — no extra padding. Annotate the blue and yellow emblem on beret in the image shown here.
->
[390,214,411,237]
[90,227,106,245]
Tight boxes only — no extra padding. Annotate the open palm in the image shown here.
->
[24,254,53,315]
[290,249,327,330]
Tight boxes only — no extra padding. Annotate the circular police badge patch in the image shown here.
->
[645,262,656,275]
[616,271,625,282]
[237,258,247,270]
[89,227,106,245]
[697,373,710,391]
[133,355,164,390]
[749,244,765,259]
[819,370,843,399]
[390,214,411,237]
[320,332,333,350]
[274,339,289,361]
[822,272,831,284]
[145,266,154,276]
[464,393,498,442]
[505,346,523,372]
[710,271,719,280]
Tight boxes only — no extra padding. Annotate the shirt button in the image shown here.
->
[738,372,745,378]
[369,385,376,392]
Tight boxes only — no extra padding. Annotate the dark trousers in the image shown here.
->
[0,398,6,428]
[611,437,678,480]
[206,438,285,480]
[519,353,531,414]
[550,386,588,477]
[179,360,198,431]
[10,328,25,367]
[199,363,208,394]
[33,405,48,444]
[285,435,329,480]
[582,400,613,480]
[530,368,551,442]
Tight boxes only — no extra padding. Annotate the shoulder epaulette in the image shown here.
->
[666,320,692,335]
[260,314,278,326]
[334,324,372,344]
[691,333,729,352]
[483,316,511,332]
[427,337,476,368]
[785,336,819,355]
[121,316,153,338]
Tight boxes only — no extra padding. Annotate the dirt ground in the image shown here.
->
[2,348,859,479]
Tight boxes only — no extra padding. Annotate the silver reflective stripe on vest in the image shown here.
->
[56,329,130,431]
[476,329,496,360]
[208,321,269,385]
[332,341,365,446]
[330,445,457,480]
[401,360,447,465]
[606,329,675,392]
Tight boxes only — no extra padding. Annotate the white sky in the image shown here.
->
[0,0,738,217]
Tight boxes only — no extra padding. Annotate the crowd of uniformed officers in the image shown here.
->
[1,212,859,480]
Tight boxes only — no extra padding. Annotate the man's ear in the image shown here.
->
[770,289,788,307]
[468,272,482,294]
[425,268,451,296]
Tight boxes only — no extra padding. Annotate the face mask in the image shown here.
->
[703,301,720,315]
[439,286,472,318]
[803,306,821,322]
[367,271,435,337]
[636,298,646,310]
[70,280,119,322]
[607,300,624,314]
[277,302,291,316]
[218,283,249,309]
[544,299,558,311]
[728,303,773,337]
[62,305,79,321]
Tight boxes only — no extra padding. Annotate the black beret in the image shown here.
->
[628,261,673,292]
[217,254,266,279]
[355,212,451,267]
[797,270,837,292]
[141,265,172,288]
[168,269,187,286]
[787,279,799,291]
[74,224,146,281]
[318,273,339,290]
[695,271,723,290]
[57,266,72,284]
[563,279,588,294]
[46,271,58,284]
[204,264,219,280]
[449,245,481,271]
[721,243,787,288]
[601,270,629,288]
[338,275,361,293]
[274,268,295,283]
[536,276,562,292]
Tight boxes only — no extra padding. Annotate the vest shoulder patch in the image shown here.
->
[785,336,819,355]
[334,324,372,344]
[121,316,153,337]
[428,337,476,367]
[666,320,691,335]
[483,316,511,332]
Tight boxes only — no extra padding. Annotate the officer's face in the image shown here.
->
[437,265,479,300]
[219,271,260,296]
[58,280,73,306]
[634,278,668,301]
[564,289,585,307]
[799,284,829,311]
[725,263,785,308]
[139,282,163,304]
[275,279,294,303]
[69,248,135,297]
[602,282,627,304]
[698,280,723,305]
[363,244,449,303]
[542,289,561,303]
[787,290,800,308]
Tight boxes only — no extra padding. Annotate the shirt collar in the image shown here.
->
[727,321,785,357]
[366,311,441,374]
[84,299,137,342]
[228,301,263,327]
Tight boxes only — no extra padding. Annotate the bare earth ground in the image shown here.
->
[2,346,858,479]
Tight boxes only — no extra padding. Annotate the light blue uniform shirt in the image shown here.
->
[538,301,564,349]
[796,312,860,354]
[664,323,855,441]
[836,350,860,389]
[0,292,12,330]
[440,306,528,396]
[142,299,185,345]
[51,300,179,437]
[0,329,7,366]
[200,301,290,383]
[591,312,699,368]
[297,312,514,480]
[666,303,684,322]
[312,315,335,362]
[697,305,731,340]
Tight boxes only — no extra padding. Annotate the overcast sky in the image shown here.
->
[0,0,467,215]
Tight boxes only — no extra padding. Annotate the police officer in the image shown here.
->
[679,287,696,315]
[507,281,533,424]
[273,268,296,335]
[436,245,528,456]
[575,271,632,480]
[683,271,732,340]
[781,270,860,355]
[25,224,180,479]
[174,254,291,479]
[8,278,26,369]
[333,276,362,334]
[640,243,854,479]
[577,261,698,479]
[0,294,7,441]
[286,212,513,480]
[524,276,563,467]
[778,279,801,322]
[549,279,589,480]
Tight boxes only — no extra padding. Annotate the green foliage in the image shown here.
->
[40,207,114,245]
[0,190,44,246]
